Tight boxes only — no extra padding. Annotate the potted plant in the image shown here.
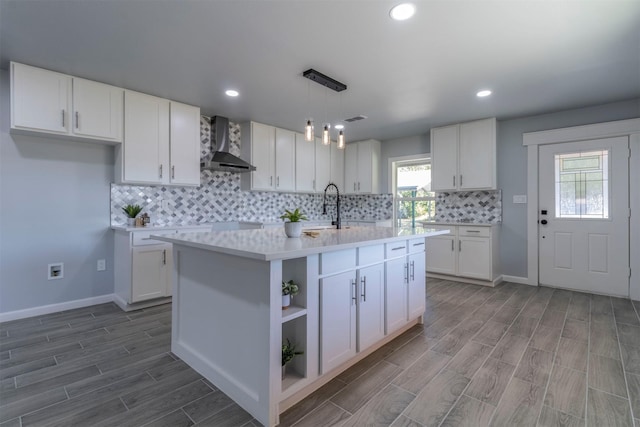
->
[281,279,299,309]
[122,204,143,226]
[280,208,308,238]
[282,338,304,379]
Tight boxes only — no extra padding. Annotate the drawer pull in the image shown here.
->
[466,230,480,233]
[412,242,424,246]
[391,246,405,251]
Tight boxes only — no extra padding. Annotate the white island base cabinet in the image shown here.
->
[157,227,444,427]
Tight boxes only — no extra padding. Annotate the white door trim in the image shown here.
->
[524,118,640,296]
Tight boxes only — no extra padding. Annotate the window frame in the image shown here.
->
[389,154,435,227]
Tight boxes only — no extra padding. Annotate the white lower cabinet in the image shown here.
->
[356,263,385,352]
[320,270,357,374]
[131,245,171,302]
[426,225,501,285]
[114,226,209,309]
[384,239,426,334]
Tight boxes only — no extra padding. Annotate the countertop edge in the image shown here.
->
[152,228,450,261]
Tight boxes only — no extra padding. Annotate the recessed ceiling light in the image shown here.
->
[225,89,239,97]
[334,124,344,130]
[476,90,492,97]
[390,3,416,21]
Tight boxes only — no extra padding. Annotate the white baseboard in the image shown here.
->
[0,294,115,323]
[502,275,533,286]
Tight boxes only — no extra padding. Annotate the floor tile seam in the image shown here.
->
[587,383,632,400]
[120,376,207,413]
[330,380,407,420]
[282,376,353,426]
[290,400,353,427]
[612,309,637,422]
[528,292,567,426]
[139,388,218,427]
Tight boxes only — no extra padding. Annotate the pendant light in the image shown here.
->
[304,81,314,141]
[337,129,345,149]
[322,124,331,145]
[305,119,314,142]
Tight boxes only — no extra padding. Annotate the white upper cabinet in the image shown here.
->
[169,102,201,186]
[275,128,296,192]
[330,142,345,191]
[10,62,123,143]
[431,117,496,191]
[241,122,296,192]
[72,78,123,142]
[119,90,170,185]
[344,139,381,194]
[295,133,316,192]
[116,92,200,186]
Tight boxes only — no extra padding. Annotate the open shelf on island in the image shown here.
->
[281,305,307,323]
[282,369,305,392]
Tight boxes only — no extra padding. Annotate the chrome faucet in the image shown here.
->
[322,183,341,229]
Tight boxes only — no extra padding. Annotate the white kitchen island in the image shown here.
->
[153,226,448,426]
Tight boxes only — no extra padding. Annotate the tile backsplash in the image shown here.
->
[110,117,501,226]
[434,190,502,223]
[110,117,393,226]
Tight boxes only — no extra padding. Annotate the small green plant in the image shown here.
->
[282,280,300,296]
[280,208,308,223]
[122,204,143,218]
[282,339,304,366]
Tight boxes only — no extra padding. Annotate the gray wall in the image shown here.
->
[380,98,640,278]
[0,69,115,313]
[380,134,430,193]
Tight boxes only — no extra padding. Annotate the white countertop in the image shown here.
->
[153,226,450,261]
[420,221,499,227]
[111,224,212,232]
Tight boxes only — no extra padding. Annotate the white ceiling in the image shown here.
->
[2,0,639,142]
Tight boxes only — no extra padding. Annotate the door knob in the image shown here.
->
[540,219,548,225]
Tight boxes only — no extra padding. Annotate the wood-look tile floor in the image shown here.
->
[2,279,640,426]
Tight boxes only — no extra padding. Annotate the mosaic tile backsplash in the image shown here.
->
[434,190,502,223]
[110,117,394,226]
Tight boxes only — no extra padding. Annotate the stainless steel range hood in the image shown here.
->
[200,116,256,173]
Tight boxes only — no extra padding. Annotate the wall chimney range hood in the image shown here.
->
[201,116,256,173]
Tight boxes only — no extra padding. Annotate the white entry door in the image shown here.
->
[539,137,630,296]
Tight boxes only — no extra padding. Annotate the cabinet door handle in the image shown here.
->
[351,279,357,305]
[451,240,454,251]
[404,263,409,283]
[75,111,79,129]
[159,164,163,178]
[270,176,273,186]
[459,240,462,252]
[171,165,175,179]
[358,182,360,191]
[453,175,456,187]
[353,182,356,192]
[61,110,65,127]
[361,276,366,302]
[277,176,280,187]
[162,249,166,265]
[313,179,315,190]
[410,261,415,281]
[460,175,463,187]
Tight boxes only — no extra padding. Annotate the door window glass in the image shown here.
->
[554,150,609,219]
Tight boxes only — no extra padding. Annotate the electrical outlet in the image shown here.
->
[97,259,106,271]
[48,263,64,280]
[513,195,527,204]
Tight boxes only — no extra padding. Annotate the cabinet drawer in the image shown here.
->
[358,244,384,265]
[385,241,408,259]
[458,226,490,237]
[408,238,426,253]
[320,249,356,275]
[132,230,176,246]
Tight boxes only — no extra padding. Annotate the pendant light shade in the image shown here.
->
[304,119,314,142]
[337,129,345,149]
[322,124,331,145]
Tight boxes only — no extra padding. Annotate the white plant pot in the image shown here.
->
[284,222,302,238]
[282,294,291,309]
[126,218,136,226]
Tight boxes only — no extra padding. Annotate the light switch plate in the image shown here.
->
[513,195,527,204]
